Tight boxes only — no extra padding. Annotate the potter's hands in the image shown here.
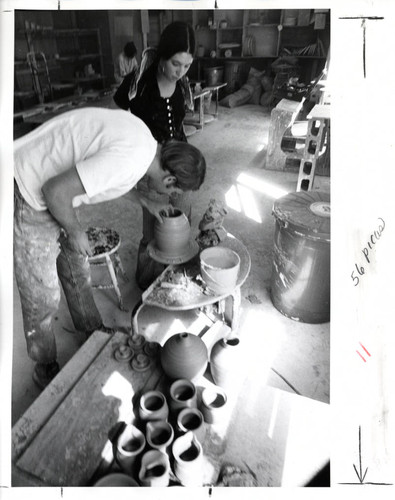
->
[141,198,175,223]
[66,229,93,256]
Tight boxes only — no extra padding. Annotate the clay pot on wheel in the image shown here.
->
[154,209,191,256]
[161,333,208,381]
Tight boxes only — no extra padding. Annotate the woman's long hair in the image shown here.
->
[157,21,195,61]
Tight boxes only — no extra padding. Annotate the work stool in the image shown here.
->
[87,227,128,311]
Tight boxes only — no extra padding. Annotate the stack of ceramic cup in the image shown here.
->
[101,365,231,487]
[103,380,206,487]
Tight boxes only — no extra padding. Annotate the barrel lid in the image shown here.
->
[272,191,330,241]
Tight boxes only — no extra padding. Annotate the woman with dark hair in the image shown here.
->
[129,21,195,142]
[128,21,198,290]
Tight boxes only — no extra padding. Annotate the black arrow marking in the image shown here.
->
[353,426,368,483]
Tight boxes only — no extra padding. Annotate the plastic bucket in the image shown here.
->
[200,247,240,295]
[270,191,330,323]
[204,66,224,86]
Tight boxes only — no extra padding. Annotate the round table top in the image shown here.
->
[142,233,251,311]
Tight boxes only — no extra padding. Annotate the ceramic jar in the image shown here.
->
[172,431,203,486]
[112,424,146,476]
[161,333,208,381]
[176,407,206,444]
[138,450,170,487]
[145,420,174,453]
[154,209,191,256]
[138,390,169,422]
[200,386,228,425]
[169,378,197,414]
[210,336,242,390]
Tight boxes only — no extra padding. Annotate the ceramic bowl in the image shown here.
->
[94,473,139,486]
[200,247,240,295]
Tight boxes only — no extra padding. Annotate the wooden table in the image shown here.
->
[11,330,330,487]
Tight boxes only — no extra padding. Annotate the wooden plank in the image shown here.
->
[15,331,162,486]
[12,330,111,462]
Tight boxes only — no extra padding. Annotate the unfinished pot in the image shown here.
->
[169,378,197,414]
[210,337,242,390]
[112,424,146,476]
[172,431,203,486]
[145,420,174,453]
[200,386,228,425]
[138,450,170,487]
[154,209,191,257]
[200,246,240,295]
[94,473,139,487]
[139,390,169,422]
[176,407,206,444]
[161,333,208,382]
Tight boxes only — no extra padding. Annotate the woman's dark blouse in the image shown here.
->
[129,63,187,143]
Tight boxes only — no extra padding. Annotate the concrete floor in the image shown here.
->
[12,102,330,435]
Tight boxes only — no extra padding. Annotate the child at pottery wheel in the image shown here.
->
[14,107,206,389]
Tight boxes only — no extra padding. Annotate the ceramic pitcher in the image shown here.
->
[138,450,170,487]
[110,422,146,476]
[145,420,174,453]
[209,336,242,390]
[172,431,203,486]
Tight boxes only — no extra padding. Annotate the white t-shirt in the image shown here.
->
[115,53,138,83]
[14,107,157,211]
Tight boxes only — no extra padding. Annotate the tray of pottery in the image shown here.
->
[142,233,251,311]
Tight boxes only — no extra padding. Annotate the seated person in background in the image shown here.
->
[127,21,196,290]
[113,41,139,109]
[114,41,138,85]
[14,106,206,389]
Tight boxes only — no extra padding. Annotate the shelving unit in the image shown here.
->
[170,8,329,91]
[53,28,104,87]
[14,13,105,111]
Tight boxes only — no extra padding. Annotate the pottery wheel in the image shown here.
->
[142,233,251,311]
[147,239,200,265]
